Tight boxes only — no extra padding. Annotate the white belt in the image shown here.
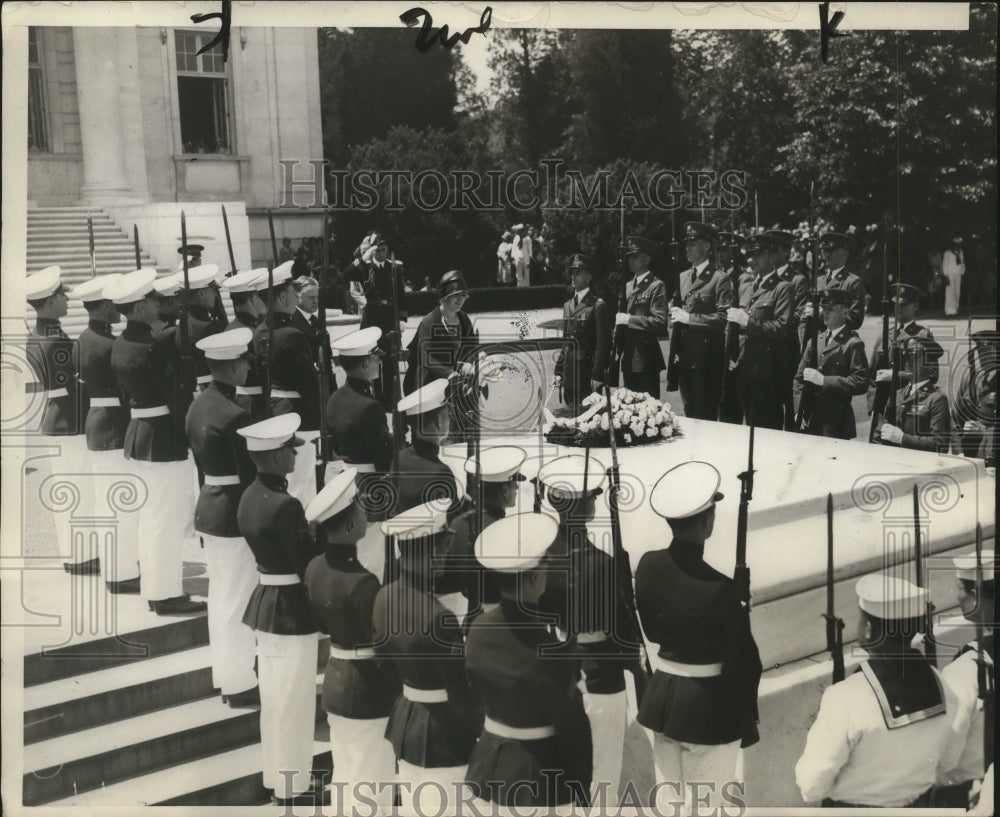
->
[235,386,262,395]
[271,389,301,399]
[403,685,448,704]
[89,397,120,408]
[556,629,607,644]
[650,654,723,678]
[258,573,299,586]
[45,388,69,399]
[196,375,212,385]
[484,716,555,741]
[132,405,170,418]
[346,462,376,474]
[329,644,377,661]
[481,602,500,614]
[204,474,240,486]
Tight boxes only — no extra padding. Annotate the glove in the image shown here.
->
[726,307,749,328]
[615,312,630,327]
[880,423,904,445]
[964,420,985,432]
[803,368,825,386]
[670,307,691,325]
[802,302,814,318]
[552,375,563,387]
[875,369,893,383]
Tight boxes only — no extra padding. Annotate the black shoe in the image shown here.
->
[106,576,141,595]
[224,686,260,709]
[64,557,101,575]
[149,595,207,616]
[273,784,331,807]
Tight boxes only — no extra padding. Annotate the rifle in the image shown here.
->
[974,522,995,772]
[604,382,652,703]
[912,484,937,665]
[719,231,741,415]
[822,493,846,683]
[259,264,274,419]
[868,231,893,441]
[178,212,195,395]
[794,183,821,430]
[388,250,406,454]
[734,404,756,609]
[533,385,544,513]
[133,224,141,271]
[665,208,683,393]
[88,216,97,278]
[267,209,280,273]
[314,208,333,493]
[609,204,628,386]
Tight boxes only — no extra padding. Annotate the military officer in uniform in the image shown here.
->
[670,223,733,421]
[868,283,935,404]
[254,260,321,505]
[953,330,998,469]
[236,413,325,806]
[615,236,667,398]
[638,461,762,813]
[795,288,870,439]
[303,469,401,814]
[185,328,260,708]
[107,269,205,615]
[465,512,594,813]
[935,553,995,808]
[374,500,483,814]
[151,272,180,335]
[766,230,809,429]
[727,233,795,430]
[554,253,612,411]
[222,269,268,420]
[877,336,951,453]
[795,574,959,808]
[801,232,866,331]
[177,264,227,391]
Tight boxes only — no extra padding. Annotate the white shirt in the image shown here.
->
[631,271,651,290]
[572,287,590,305]
[692,260,710,278]
[828,266,846,280]
[938,644,991,785]
[795,667,959,806]
[775,263,789,276]
[296,306,315,324]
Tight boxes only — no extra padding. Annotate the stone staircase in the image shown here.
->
[26,206,166,337]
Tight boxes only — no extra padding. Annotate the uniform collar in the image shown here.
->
[87,319,114,336]
[34,317,64,337]
[693,260,711,279]
[323,542,359,566]
[124,320,153,339]
[272,312,293,328]
[234,311,259,328]
[412,438,441,459]
[828,266,846,280]
[756,271,777,290]
[210,380,238,398]
[573,287,590,302]
[632,270,651,288]
[775,263,789,277]
[347,377,375,396]
[485,504,507,521]
[189,304,213,321]
[257,472,289,493]
[668,538,706,562]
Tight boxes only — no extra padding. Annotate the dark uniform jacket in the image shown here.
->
[304,543,401,719]
[226,313,267,420]
[796,326,870,439]
[734,273,795,380]
[817,267,866,331]
[635,540,762,747]
[179,305,225,387]
[253,312,320,430]
[866,322,935,411]
[884,382,952,453]
[403,306,475,395]
[776,264,809,375]
[465,599,593,807]
[291,308,337,395]
[27,318,82,435]
[77,320,128,450]
[675,263,733,369]
[555,289,612,401]
[112,320,190,462]
[345,257,407,337]
[621,273,668,375]
[238,472,321,634]
[185,381,256,537]
[324,378,393,472]
[372,565,482,767]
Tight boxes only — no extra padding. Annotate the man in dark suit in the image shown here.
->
[222,269,268,420]
[796,288,870,439]
[303,469,401,814]
[236,412,326,807]
[107,269,204,615]
[615,235,668,398]
[727,234,796,430]
[876,336,951,453]
[185,328,259,708]
[767,230,810,430]
[292,275,337,397]
[638,461,762,814]
[554,253,612,412]
[670,222,733,421]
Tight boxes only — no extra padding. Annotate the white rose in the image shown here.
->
[646,427,658,438]
[661,425,672,437]
[648,418,657,429]
[600,416,609,431]
[624,433,632,443]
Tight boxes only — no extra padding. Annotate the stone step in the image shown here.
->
[28,205,102,212]
[28,250,151,263]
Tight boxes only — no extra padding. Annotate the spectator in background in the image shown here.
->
[420,276,433,292]
[527,226,543,284]
[540,223,552,280]
[511,224,528,287]
[279,237,295,265]
[496,231,514,286]
[292,246,311,279]
[942,235,965,316]
[926,242,945,312]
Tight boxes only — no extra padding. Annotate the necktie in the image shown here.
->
[310,314,319,330]
[573,294,579,308]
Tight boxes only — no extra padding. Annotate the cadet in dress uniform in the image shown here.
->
[877,336,951,453]
[303,470,401,814]
[795,575,960,808]
[727,234,795,430]
[935,553,995,809]
[536,454,632,800]
[177,264,227,391]
[106,270,205,615]
[221,269,268,420]
[236,413,325,806]
[553,253,612,411]
[795,288,870,439]
[801,232,866,331]
[374,501,483,814]
[766,230,810,430]
[151,273,180,335]
[637,462,762,813]
[253,260,321,505]
[670,223,733,421]
[184,328,259,708]
[615,236,667,398]
[25,267,87,568]
[465,512,594,813]
[346,235,407,410]
[65,274,125,577]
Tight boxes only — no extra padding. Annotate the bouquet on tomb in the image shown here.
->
[543,388,678,448]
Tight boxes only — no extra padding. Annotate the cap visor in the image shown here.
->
[713,491,725,502]
[285,435,307,448]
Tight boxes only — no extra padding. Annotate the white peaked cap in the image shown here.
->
[105,268,158,304]
[650,461,725,520]
[223,269,269,294]
[184,264,222,290]
[856,574,928,621]
[305,468,358,524]
[953,553,995,583]
[153,272,182,297]
[397,379,449,416]
[26,266,62,299]
[537,453,608,498]
[475,512,557,572]
[380,499,450,541]
[196,327,253,360]
[70,274,121,302]
[270,260,295,286]
[465,446,528,483]
[331,327,384,357]
[236,412,305,451]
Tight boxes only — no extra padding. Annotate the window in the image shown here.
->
[174,30,231,154]
[28,27,49,152]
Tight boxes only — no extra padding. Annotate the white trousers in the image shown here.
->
[584,689,627,800]
[202,533,258,694]
[327,713,395,811]
[651,732,742,813]
[256,630,318,797]
[88,448,141,581]
[397,759,468,814]
[515,258,529,287]
[287,430,319,507]
[34,436,88,561]
[945,274,963,315]
[131,458,197,602]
